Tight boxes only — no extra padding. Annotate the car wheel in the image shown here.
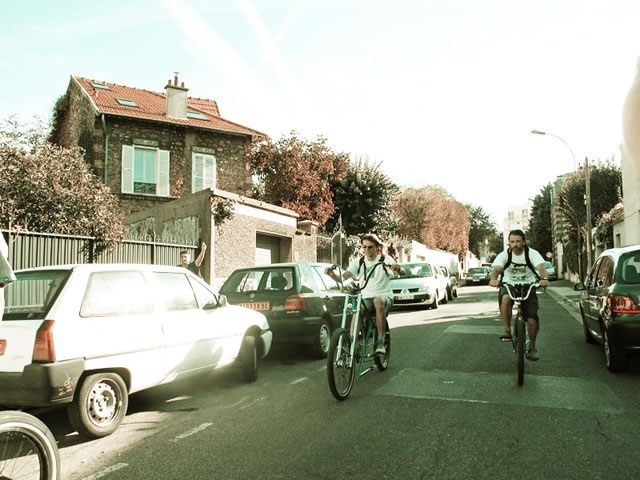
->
[446,286,453,301]
[239,335,258,382]
[581,308,596,344]
[452,285,458,298]
[603,327,627,372]
[68,372,128,439]
[312,319,331,358]
[441,288,448,304]
[430,293,439,310]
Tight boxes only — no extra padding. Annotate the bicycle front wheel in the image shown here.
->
[327,328,356,400]
[515,317,526,386]
[0,410,60,480]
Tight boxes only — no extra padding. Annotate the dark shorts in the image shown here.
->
[362,296,394,316]
[498,286,539,322]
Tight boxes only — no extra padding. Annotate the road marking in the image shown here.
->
[82,463,128,479]
[171,423,214,442]
[290,377,308,384]
[444,325,505,335]
[377,368,624,414]
[239,396,267,411]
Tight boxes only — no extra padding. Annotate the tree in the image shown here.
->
[325,156,399,237]
[247,132,349,225]
[467,204,498,259]
[557,158,622,274]
[393,186,469,256]
[0,117,126,254]
[526,184,553,257]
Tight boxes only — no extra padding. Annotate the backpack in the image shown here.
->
[358,255,389,280]
[500,247,540,282]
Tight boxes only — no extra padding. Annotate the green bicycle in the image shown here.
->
[326,264,390,401]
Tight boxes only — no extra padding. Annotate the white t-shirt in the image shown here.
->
[346,254,395,298]
[492,248,545,284]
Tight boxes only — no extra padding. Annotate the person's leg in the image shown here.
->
[373,296,387,338]
[523,292,540,359]
[499,289,513,337]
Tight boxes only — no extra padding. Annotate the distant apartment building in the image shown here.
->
[502,201,533,248]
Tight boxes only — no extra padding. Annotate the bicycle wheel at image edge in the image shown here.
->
[516,317,526,386]
[327,328,356,401]
[0,410,60,480]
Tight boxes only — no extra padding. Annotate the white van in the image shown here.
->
[0,264,272,438]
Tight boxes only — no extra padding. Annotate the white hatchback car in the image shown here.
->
[0,264,272,438]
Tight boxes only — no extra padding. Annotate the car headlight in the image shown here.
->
[418,284,430,293]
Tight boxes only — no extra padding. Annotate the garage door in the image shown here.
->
[256,234,280,265]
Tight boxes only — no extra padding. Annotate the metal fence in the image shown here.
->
[316,230,348,268]
[1,229,197,271]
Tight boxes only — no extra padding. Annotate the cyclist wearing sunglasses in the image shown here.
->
[325,233,404,356]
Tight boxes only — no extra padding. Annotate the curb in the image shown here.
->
[546,287,583,324]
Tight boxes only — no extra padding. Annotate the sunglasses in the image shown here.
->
[362,245,377,250]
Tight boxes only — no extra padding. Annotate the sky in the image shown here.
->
[1,0,638,226]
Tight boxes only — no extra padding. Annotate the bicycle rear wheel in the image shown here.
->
[515,316,526,386]
[327,328,356,400]
[0,410,60,480]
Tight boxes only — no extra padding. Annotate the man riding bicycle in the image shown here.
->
[325,233,404,356]
[489,229,549,361]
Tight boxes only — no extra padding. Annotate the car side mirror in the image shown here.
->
[217,294,228,307]
[573,282,586,291]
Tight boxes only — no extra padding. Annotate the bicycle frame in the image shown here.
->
[338,292,379,377]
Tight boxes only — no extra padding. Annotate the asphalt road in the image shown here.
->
[34,285,640,479]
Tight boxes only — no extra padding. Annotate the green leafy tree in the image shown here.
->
[467,204,498,259]
[325,156,399,236]
[526,184,553,257]
[557,158,622,274]
[393,186,469,256]
[0,117,126,254]
[247,132,349,225]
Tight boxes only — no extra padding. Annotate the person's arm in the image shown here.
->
[194,241,207,267]
[489,265,503,287]
[324,266,353,282]
[389,259,404,276]
[536,263,550,287]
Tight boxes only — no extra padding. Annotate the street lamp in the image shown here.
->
[531,129,592,277]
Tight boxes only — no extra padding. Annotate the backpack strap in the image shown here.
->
[357,254,390,279]
[500,247,540,281]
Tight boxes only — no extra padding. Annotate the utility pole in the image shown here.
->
[585,157,593,273]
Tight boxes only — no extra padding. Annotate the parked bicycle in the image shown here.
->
[0,409,60,480]
[326,264,390,400]
[500,282,539,386]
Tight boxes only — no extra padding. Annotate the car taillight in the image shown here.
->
[32,320,56,363]
[607,295,640,314]
[284,294,305,311]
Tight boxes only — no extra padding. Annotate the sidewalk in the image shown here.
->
[545,279,583,321]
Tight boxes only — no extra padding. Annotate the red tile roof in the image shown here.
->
[73,76,266,137]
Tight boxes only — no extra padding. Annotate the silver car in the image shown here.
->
[390,262,448,309]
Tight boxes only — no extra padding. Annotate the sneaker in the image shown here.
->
[526,348,539,361]
[375,339,386,356]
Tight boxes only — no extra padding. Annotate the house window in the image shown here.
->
[508,212,514,221]
[116,98,138,107]
[121,145,170,197]
[192,153,216,193]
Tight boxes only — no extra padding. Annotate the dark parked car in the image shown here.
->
[439,265,458,300]
[466,267,491,285]
[574,245,640,372]
[219,263,346,358]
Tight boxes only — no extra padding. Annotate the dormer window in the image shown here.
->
[116,98,138,107]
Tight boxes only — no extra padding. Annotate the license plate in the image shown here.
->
[396,294,414,300]
[239,302,270,311]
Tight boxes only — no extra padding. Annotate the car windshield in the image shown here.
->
[2,270,71,320]
[618,252,640,285]
[221,268,295,293]
[545,262,554,270]
[397,264,432,278]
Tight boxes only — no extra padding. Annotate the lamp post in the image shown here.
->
[530,129,585,278]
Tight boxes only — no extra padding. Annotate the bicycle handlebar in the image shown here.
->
[501,283,540,302]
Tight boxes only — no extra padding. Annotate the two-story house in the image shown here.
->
[51,74,317,285]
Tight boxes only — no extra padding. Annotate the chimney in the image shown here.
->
[165,72,188,119]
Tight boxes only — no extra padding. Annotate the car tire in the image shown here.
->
[239,335,258,382]
[452,285,458,298]
[430,293,439,310]
[441,289,448,304]
[446,286,453,301]
[68,372,128,439]
[312,319,331,359]
[603,327,627,372]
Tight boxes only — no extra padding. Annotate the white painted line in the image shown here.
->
[290,377,308,384]
[171,423,214,442]
[239,396,267,411]
[83,463,129,480]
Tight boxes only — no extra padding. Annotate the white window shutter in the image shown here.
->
[121,145,134,193]
[204,155,216,190]
[157,149,170,197]
[192,153,204,193]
